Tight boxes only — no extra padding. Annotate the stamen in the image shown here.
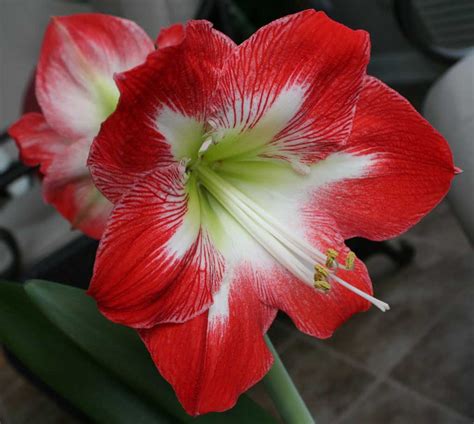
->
[313,264,331,293]
[314,264,329,279]
[314,280,331,293]
[325,248,338,268]
[196,166,390,312]
[345,251,356,270]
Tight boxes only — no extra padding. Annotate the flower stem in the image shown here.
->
[263,335,315,424]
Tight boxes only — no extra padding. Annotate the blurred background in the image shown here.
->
[0,0,473,423]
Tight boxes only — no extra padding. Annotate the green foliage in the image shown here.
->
[0,280,276,424]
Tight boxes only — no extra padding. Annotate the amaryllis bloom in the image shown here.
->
[87,11,455,415]
[9,14,154,239]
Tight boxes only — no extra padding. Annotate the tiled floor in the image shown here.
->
[0,351,81,424]
[0,201,472,423]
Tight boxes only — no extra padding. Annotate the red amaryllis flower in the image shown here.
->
[9,14,154,239]
[88,11,455,415]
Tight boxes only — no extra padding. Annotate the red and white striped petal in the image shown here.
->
[253,212,372,339]
[88,164,225,328]
[8,113,69,174]
[205,10,369,165]
[139,267,276,416]
[44,175,112,240]
[89,21,236,203]
[313,76,456,240]
[42,138,112,239]
[36,14,154,140]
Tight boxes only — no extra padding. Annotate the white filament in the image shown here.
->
[197,166,390,312]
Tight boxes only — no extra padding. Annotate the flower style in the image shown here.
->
[87,11,455,415]
[9,14,154,239]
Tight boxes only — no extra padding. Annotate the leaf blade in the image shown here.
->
[25,280,277,424]
[0,281,173,424]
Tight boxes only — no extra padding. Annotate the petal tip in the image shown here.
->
[156,23,185,49]
[48,15,68,32]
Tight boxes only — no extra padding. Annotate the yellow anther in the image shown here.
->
[313,264,330,292]
[325,248,339,267]
[314,264,329,278]
[345,251,356,270]
[314,280,331,293]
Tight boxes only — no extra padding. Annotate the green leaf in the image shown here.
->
[0,281,173,424]
[25,280,277,424]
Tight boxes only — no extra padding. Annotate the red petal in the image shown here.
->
[315,76,456,240]
[42,138,112,239]
[207,10,369,163]
[156,23,185,48]
[36,13,153,139]
[89,20,235,203]
[9,113,111,239]
[139,267,276,415]
[88,164,225,327]
[8,113,69,173]
[254,213,372,338]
